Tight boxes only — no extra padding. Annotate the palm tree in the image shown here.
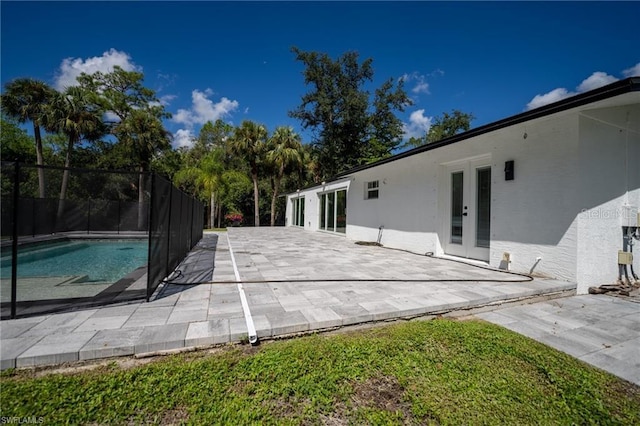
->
[174,149,225,228]
[1,78,56,197]
[229,120,268,226]
[45,87,107,219]
[118,109,172,230]
[266,127,303,226]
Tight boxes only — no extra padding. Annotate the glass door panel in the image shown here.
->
[451,171,464,244]
[319,194,326,230]
[292,199,298,226]
[476,168,491,248]
[327,192,335,231]
[336,190,347,233]
[299,198,305,226]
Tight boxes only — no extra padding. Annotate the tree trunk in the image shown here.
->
[137,165,146,231]
[252,171,260,227]
[270,176,281,227]
[214,191,216,229]
[33,124,46,198]
[55,136,74,224]
[217,202,222,229]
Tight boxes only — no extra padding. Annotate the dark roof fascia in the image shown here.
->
[332,77,640,179]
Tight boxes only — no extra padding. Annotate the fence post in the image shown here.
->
[164,185,173,282]
[190,198,195,249]
[117,200,121,234]
[87,200,91,234]
[146,174,155,301]
[32,198,36,238]
[11,162,20,319]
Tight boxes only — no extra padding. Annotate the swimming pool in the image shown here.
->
[1,239,148,283]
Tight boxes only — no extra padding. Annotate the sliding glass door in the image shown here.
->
[291,197,304,227]
[319,189,347,233]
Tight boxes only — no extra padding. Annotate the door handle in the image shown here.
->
[462,212,468,216]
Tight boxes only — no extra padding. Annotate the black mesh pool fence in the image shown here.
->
[1,162,204,319]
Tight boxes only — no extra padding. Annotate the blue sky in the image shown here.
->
[2,1,639,150]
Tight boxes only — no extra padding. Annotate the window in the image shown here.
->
[365,180,379,199]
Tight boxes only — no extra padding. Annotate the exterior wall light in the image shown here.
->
[505,160,515,181]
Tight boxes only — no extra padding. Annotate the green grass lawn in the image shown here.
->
[2,319,639,425]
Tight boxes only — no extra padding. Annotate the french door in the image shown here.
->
[444,160,491,261]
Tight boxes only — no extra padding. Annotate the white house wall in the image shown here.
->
[286,178,351,232]
[345,112,582,283]
[575,103,640,293]
[287,92,640,293]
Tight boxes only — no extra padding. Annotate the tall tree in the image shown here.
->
[1,79,56,197]
[76,66,169,124]
[266,126,304,226]
[366,78,412,161]
[406,110,475,148]
[229,120,268,226]
[119,109,172,229]
[45,86,106,218]
[174,149,225,229]
[77,66,172,229]
[184,119,234,168]
[289,47,411,179]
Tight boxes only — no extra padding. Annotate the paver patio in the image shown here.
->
[6,227,636,387]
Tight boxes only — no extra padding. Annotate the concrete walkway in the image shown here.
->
[477,295,640,386]
[2,228,575,371]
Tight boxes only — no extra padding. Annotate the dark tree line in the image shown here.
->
[1,48,473,227]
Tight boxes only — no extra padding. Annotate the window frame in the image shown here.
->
[365,180,379,200]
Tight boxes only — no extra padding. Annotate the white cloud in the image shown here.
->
[524,66,637,111]
[54,48,140,91]
[173,129,195,149]
[576,71,618,92]
[402,109,433,140]
[159,94,177,106]
[623,62,640,77]
[526,88,573,110]
[400,72,430,95]
[172,89,239,127]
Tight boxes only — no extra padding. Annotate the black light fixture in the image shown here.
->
[505,160,514,181]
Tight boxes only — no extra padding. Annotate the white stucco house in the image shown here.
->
[286,77,640,294]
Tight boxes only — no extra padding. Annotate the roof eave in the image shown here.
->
[333,77,640,178]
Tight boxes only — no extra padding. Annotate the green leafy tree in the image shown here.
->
[76,66,169,124]
[266,126,304,226]
[76,66,171,169]
[174,149,225,228]
[426,110,474,143]
[407,110,475,148]
[196,120,233,153]
[216,170,252,228]
[119,109,172,229]
[289,47,411,179]
[0,116,36,163]
[229,120,268,226]
[1,78,56,197]
[366,79,412,162]
[45,86,107,218]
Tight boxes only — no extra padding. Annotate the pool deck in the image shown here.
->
[1,228,638,386]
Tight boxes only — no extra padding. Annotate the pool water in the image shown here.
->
[1,239,148,283]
